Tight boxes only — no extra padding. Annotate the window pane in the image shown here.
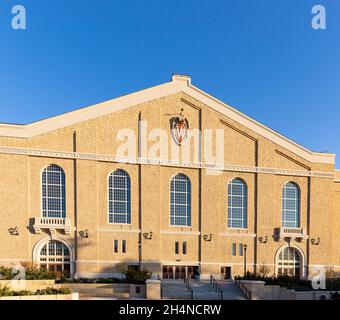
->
[41,165,66,218]
[170,174,191,226]
[277,247,301,277]
[228,179,247,229]
[108,170,131,224]
[282,182,300,227]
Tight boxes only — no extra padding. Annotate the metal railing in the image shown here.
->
[184,277,194,300]
[158,274,163,299]
[235,278,252,300]
[209,275,224,300]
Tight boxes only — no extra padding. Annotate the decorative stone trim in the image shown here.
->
[160,230,200,235]
[218,232,256,238]
[0,146,334,179]
[98,228,141,233]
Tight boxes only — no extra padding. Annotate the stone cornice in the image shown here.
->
[0,145,334,179]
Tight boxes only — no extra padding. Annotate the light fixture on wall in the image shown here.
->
[143,231,153,240]
[8,227,19,236]
[203,233,213,242]
[310,237,320,245]
[258,236,268,244]
[79,229,89,238]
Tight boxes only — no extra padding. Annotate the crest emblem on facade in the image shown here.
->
[170,113,189,146]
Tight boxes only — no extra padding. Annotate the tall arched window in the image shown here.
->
[228,178,247,228]
[42,165,66,218]
[282,182,300,228]
[170,174,191,226]
[109,169,131,224]
[277,247,301,277]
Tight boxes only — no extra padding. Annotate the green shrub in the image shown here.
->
[56,277,127,284]
[0,266,19,280]
[35,287,71,295]
[235,272,340,291]
[119,265,152,284]
[0,285,13,297]
[0,264,56,280]
[0,285,71,297]
[24,268,56,280]
[326,278,340,290]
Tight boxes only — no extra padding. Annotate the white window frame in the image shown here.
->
[38,240,70,272]
[282,182,300,228]
[170,174,191,227]
[41,165,66,218]
[108,169,131,225]
[277,247,301,277]
[228,178,247,229]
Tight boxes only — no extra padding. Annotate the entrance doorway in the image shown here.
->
[162,265,199,279]
[220,266,232,280]
[39,240,71,278]
[277,247,301,277]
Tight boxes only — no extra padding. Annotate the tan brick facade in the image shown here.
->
[0,75,339,280]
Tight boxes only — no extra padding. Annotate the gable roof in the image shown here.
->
[0,74,335,165]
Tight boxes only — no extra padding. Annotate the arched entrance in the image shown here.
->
[276,246,302,277]
[33,237,75,278]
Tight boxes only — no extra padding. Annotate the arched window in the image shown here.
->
[42,165,66,218]
[39,240,70,277]
[282,182,300,228]
[277,247,301,277]
[228,178,247,228]
[170,174,191,226]
[109,169,131,224]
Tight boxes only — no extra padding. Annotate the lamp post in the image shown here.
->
[243,244,248,276]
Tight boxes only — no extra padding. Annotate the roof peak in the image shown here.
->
[171,73,191,85]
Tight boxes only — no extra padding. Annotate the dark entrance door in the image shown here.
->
[48,264,63,278]
[221,266,231,279]
[162,265,199,279]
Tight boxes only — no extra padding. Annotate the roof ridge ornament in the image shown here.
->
[171,73,191,85]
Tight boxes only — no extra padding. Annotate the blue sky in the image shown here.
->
[0,0,339,166]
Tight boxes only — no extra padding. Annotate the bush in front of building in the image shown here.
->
[20,261,57,280]
[235,273,312,290]
[24,268,56,280]
[0,266,20,280]
[0,264,56,280]
[326,278,340,291]
[0,285,71,297]
[119,264,152,284]
[235,272,340,291]
[56,277,128,284]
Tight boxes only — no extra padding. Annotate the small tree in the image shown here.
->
[119,263,152,284]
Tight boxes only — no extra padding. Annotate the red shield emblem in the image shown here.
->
[171,117,189,145]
